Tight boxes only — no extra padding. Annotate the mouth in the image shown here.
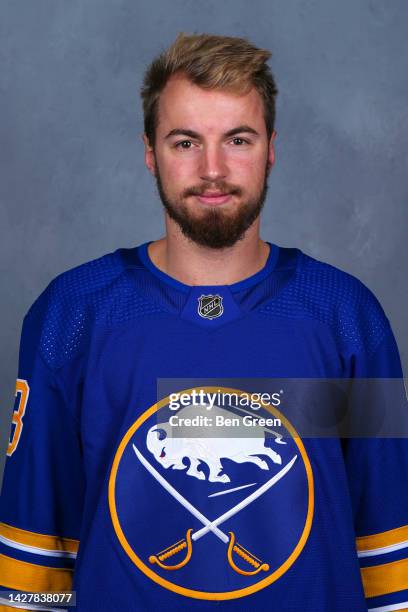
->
[195,192,232,205]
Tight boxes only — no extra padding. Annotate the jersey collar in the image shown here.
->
[137,241,279,295]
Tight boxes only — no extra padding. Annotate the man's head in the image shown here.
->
[141,33,278,249]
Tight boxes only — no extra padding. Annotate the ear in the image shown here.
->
[267,130,276,172]
[143,133,156,176]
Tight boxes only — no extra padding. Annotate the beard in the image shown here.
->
[154,163,270,249]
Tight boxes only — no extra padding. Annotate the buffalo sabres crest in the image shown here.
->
[197,294,224,320]
[109,387,314,600]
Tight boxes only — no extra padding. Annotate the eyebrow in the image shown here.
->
[164,125,260,139]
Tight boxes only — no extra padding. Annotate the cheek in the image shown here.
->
[158,152,196,186]
[230,154,267,185]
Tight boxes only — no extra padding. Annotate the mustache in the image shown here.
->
[183,182,242,198]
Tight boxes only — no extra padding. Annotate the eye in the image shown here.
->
[232,137,250,146]
[175,140,193,149]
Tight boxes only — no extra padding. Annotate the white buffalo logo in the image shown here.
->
[146,405,284,483]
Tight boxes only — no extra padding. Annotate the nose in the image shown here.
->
[198,144,228,182]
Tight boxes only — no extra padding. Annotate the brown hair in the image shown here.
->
[141,32,278,147]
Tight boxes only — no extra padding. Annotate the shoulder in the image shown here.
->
[267,248,392,357]
[298,251,392,357]
[297,250,385,312]
[23,246,146,370]
[26,248,124,318]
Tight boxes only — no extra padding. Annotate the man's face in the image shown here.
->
[144,74,276,249]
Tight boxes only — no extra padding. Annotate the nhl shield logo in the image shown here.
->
[198,294,224,320]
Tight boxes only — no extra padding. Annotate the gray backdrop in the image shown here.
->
[1,0,407,480]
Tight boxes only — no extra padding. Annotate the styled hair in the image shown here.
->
[141,32,278,147]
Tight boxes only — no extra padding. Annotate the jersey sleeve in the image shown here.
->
[0,285,85,602]
[343,321,408,612]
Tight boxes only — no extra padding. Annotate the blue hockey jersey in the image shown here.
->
[0,242,407,611]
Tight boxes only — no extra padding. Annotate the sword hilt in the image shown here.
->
[149,528,193,570]
[227,531,270,575]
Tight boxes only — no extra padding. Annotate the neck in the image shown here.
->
[147,218,270,287]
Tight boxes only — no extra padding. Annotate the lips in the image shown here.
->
[201,191,228,197]
[196,192,232,205]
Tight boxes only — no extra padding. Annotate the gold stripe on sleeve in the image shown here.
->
[0,522,79,554]
[361,557,408,598]
[357,524,408,552]
[0,553,73,592]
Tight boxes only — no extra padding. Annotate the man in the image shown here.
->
[0,33,407,612]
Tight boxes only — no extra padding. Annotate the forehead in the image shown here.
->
[156,74,266,136]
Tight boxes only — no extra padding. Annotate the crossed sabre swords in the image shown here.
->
[132,444,297,576]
